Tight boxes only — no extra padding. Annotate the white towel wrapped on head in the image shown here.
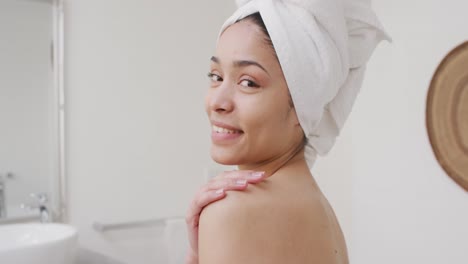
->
[218,0,391,167]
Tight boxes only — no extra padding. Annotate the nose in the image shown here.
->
[206,82,234,114]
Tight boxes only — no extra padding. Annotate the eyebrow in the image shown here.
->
[210,56,270,76]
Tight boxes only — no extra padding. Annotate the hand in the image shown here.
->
[185,170,266,264]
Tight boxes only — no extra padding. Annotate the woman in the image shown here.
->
[186,0,389,263]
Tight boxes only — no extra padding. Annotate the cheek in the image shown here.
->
[242,94,288,133]
[259,102,294,146]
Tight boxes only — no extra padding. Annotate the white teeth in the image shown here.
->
[212,125,241,134]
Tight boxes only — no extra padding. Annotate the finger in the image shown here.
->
[204,178,250,192]
[187,178,250,225]
[187,177,250,222]
[186,188,226,225]
[212,170,266,183]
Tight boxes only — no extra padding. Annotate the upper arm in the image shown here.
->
[198,190,344,264]
[198,192,285,264]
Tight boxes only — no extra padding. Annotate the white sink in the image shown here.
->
[0,223,78,264]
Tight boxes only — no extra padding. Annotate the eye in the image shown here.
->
[207,72,223,82]
[239,79,260,88]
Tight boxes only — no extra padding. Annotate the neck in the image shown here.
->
[237,142,309,178]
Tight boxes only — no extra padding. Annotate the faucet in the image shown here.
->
[0,179,6,218]
[21,193,50,223]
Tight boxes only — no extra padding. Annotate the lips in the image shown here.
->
[212,124,243,134]
[210,121,244,144]
[211,121,243,134]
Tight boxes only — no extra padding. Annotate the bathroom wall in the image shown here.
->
[349,0,468,263]
[64,0,353,263]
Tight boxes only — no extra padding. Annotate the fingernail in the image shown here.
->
[214,188,224,196]
[236,179,247,186]
[249,171,265,179]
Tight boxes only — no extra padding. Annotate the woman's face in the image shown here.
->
[205,19,302,166]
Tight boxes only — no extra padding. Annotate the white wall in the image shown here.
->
[64,0,353,263]
[350,0,468,263]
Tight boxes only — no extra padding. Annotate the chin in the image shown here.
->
[210,146,242,165]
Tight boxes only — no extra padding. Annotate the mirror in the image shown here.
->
[0,0,65,222]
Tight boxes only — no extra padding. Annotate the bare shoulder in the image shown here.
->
[198,177,348,264]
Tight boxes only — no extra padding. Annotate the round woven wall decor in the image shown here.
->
[426,41,468,191]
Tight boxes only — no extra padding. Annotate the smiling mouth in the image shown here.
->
[212,125,243,134]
